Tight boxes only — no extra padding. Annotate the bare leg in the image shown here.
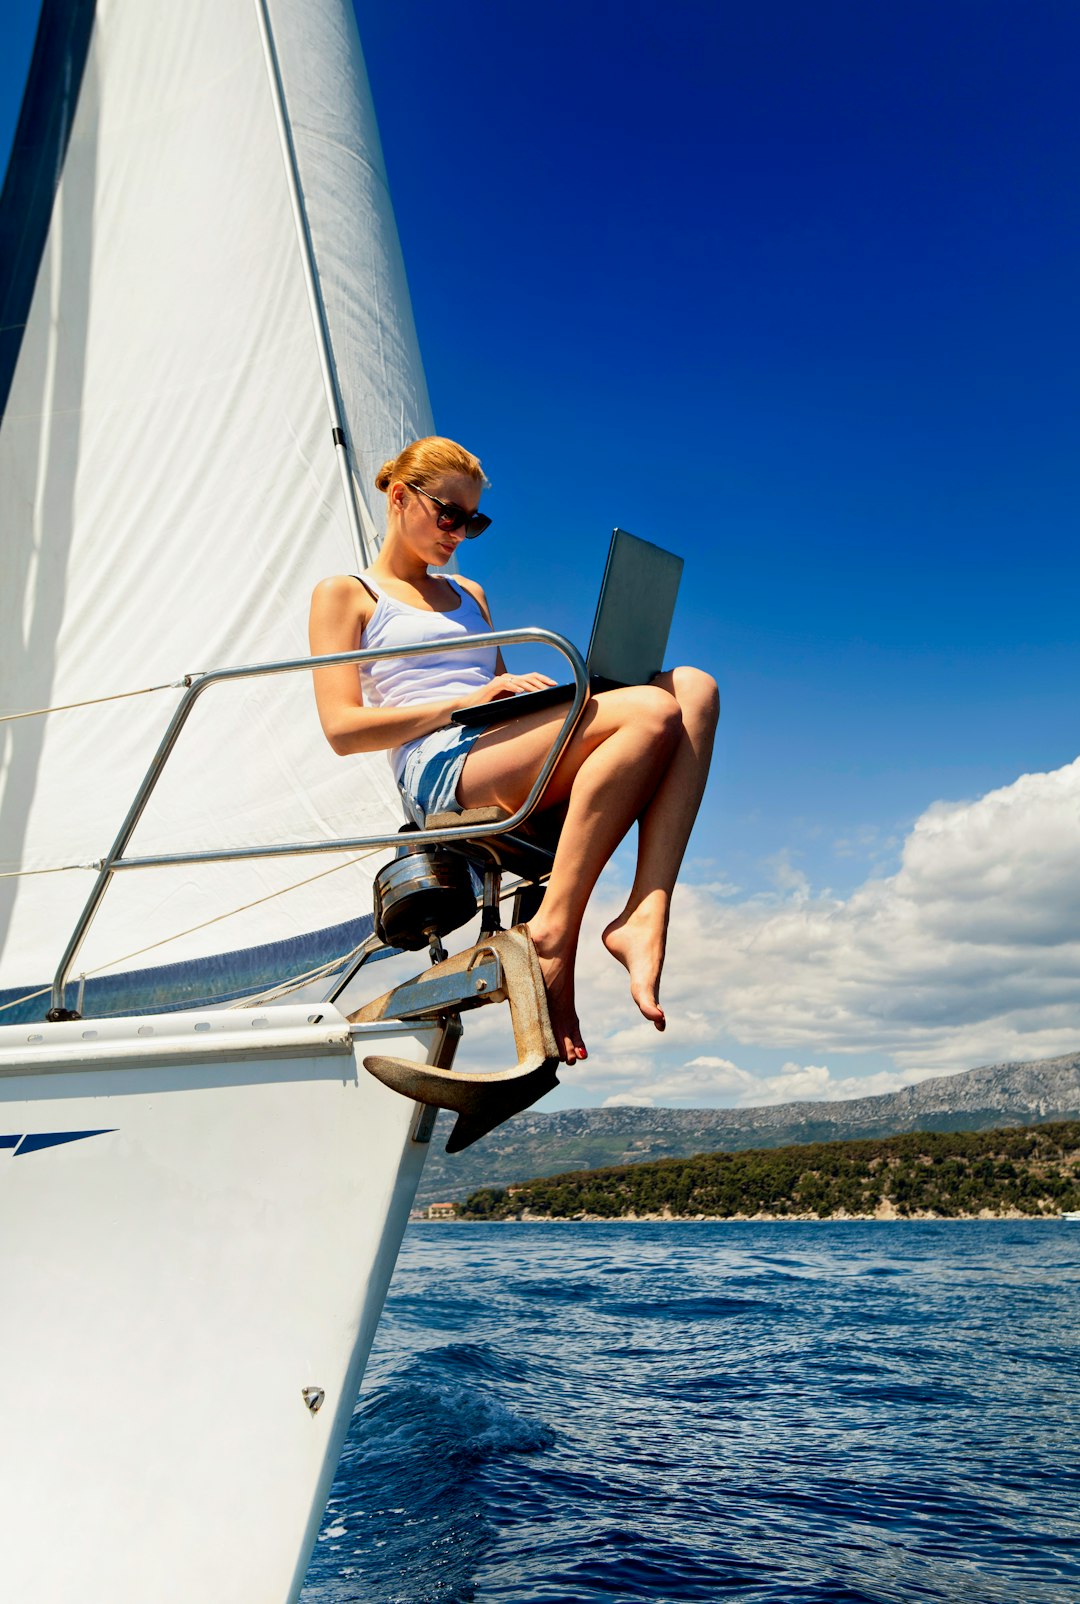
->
[602,667,719,1025]
[458,686,682,1062]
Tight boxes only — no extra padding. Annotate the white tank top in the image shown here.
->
[356,573,497,781]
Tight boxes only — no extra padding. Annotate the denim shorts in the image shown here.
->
[397,724,483,827]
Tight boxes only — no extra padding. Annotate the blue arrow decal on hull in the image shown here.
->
[2,1130,114,1155]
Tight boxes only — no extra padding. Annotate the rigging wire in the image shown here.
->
[0,984,52,1015]
[0,862,95,880]
[229,941,369,1008]
[0,678,187,724]
[71,852,378,976]
[2,940,366,1022]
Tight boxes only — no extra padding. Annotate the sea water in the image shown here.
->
[301,1221,1080,1603]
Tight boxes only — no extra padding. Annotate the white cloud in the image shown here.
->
[765,850,811,902]
[557,755,1080,1103]
[596,1055,941,1110]
[352,756,1080,1111]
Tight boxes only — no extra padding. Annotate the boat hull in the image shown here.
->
[0,1005,439,1602]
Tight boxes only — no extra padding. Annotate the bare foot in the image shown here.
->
[525,923,587,1064]
[602,896,668,1029]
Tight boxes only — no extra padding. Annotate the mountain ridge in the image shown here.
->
[415,1050,1080,1205]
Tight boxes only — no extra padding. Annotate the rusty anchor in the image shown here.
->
[349,924,560,1153]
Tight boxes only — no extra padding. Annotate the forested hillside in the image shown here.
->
[417,1052,1080,1205]
[456,1122,1080,1220]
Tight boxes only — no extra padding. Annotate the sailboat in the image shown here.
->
[0,0,579,1596]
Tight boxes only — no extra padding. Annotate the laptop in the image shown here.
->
[451,527,684,730]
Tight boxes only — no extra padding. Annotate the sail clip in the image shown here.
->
[349,926,559,1153]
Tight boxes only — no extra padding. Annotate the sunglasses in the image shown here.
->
[408,483,491,539]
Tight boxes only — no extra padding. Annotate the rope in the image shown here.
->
[0,678,188,725]
[0,984,52,1015]
[0,675,183,878]
[80,852,377,976]
[9,942,364,1022]
[0,851,379,1017]
[231,940,369,1008]
[0,862,95,880]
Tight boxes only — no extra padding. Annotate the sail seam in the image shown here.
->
[288,126,389,195]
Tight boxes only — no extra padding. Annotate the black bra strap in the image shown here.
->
[351,573,380,603]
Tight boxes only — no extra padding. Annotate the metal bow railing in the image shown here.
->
[49,628,587,1017]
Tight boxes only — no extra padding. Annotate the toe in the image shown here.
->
[631,982,665,1025]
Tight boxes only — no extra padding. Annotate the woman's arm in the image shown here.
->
[308,576,458,756]
[308,576,553,757]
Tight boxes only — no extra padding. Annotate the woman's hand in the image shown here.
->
[458,672,557,708]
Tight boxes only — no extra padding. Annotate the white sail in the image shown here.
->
[0,9,481,1595]
[0,0,433,1012]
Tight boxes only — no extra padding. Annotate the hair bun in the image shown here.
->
[374,437,488,498]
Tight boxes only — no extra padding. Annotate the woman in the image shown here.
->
[309,437,718,1066]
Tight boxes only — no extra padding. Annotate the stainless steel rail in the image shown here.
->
[49,628,588,1016]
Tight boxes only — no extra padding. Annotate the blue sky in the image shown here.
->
[358,0,1080,874]
[4,1,1080,1105]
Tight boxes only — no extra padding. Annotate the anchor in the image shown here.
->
[349,924,560,1153]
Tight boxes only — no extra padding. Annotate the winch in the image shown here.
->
[372,841,477,959]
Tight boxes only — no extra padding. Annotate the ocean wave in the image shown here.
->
[303,1222,1080,1604]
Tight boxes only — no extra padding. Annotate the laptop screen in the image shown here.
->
[587,528,684,687]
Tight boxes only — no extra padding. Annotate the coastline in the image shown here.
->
[439,1123,1080,1224]
[421,1208,1075,1224]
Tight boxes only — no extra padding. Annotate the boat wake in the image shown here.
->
[305,1345,555,1603]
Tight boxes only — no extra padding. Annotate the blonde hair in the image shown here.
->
[374,436,488,495]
